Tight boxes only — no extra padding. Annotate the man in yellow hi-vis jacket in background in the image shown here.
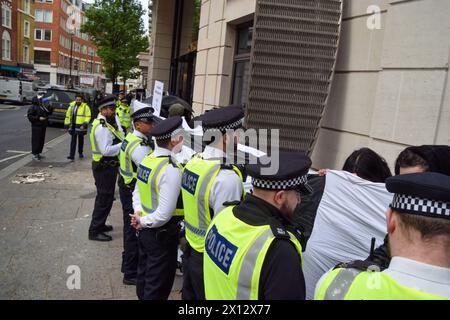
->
[65,93,91,160]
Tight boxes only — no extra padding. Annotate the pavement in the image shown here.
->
[0,133,182,300]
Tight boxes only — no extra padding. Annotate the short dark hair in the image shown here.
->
[396,211,450,247]
[342,148,392,183]
[155,138,171,148]
[395,148,429,175]
[75,93,84,99]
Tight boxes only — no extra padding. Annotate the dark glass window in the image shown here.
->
[34,50,51,64]
[232,21,253,106]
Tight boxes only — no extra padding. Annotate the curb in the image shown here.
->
[0,133,70,181]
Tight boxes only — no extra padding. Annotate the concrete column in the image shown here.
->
[147,0,175,92]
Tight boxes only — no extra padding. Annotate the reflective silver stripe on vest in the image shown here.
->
[195,164,220,232]
[143,159,169,214]
[236,229,272,300]
[324,268,362,300]
[142,204,155,215]
[184,220,206,237]
[122,139,141,177]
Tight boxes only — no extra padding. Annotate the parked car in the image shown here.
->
[0,77,37,104]
[45,87,79,126]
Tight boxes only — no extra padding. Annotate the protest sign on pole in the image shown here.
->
[152,80,164,117]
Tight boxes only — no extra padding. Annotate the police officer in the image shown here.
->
[88,97,124,242]
[118,104,156,285]
[315,172,450,300]
[181,106,245,300]
[116,94,131,133]
[65,93,91,160]
[130,116,185,300]
[203,152,311,300]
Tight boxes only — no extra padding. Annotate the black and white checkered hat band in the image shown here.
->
[133,112,153,121]
[154,127,183,140]
[252,174,308,190]
[203,119,243,132]
[391,194,450,219]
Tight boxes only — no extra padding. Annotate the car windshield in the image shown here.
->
[44,90,76,103]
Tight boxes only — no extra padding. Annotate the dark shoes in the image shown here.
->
[79,154,84,159]
[88,232,112,242]
[67,156,74,161]
[99,224,113,232]
[123,277,137,286]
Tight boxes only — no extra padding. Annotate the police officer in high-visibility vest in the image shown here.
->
[88,96,124,242]
[130,116,185,300]
[116,97,131,133]
[65,93,91,160]
[315,172,450,300]
[118,104,156,285]
[203,152,312,300]
[181,106,245,300]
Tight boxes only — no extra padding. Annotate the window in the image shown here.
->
[35,29,52,41]
[61,0,68,13]
[231,22,253,106]
[60,17,66,31]
[34,50,51,64]
[36,0,54,3]
[2,31,11,60]
[82,45,87,54]
[23,46,29,63]
[24,0,31,14]
[35,9,53,23]
[2,5,12,28]
[24,21,30,38]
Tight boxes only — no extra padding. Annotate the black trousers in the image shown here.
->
[181,245,205,300]
[136,223,179,300]
[31,126,46,155]
[89,164,118,235]
[118,177,138,279]
[69,132,85,158]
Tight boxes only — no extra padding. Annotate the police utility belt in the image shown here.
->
[140,216,182,243]
[93,156,119,168]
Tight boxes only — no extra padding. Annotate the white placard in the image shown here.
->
[152,80,164,117]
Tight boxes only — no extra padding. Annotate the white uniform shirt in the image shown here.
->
[132,146,182,228]
[95,114,124,156]
[129,130,152,165]
[315,256,450,299]
[173,144,196,164]
[203,145,243,215]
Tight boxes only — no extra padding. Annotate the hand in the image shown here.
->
[80,125,84,130]
[129,213,141,229]
[318,169,328,176]
[39,117,46,121]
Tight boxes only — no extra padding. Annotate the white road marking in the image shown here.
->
[0,153,30,163]
[6,150,30,154]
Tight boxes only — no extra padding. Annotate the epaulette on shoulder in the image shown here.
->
[333,260,377,272]
[269,223,290,240]
[99,119,106,126]
[222,200,240,207]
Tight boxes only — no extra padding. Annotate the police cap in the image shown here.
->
[246,152,313,195]
[131,106,155,123]
[97,96,116,110]
[386,172,450,220]
[201,106,244,132]
[150,116,183,140]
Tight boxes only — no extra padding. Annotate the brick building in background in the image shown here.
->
[34,0,104,88]
[1,0,19,76]
[17,0,36,79]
